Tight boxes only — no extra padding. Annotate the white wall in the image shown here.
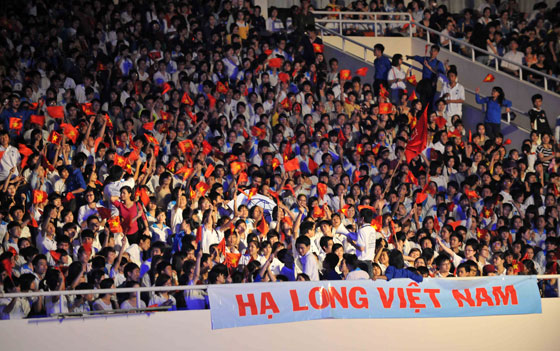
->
[1,299,559,351]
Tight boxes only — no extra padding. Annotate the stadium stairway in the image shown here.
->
[320,31,560,150]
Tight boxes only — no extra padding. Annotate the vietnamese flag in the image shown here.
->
[204,164,215,179]
[48,131,61,145]
[406,75,418,86]
[142,122,154,131]
[339,204,351,217]
[30,114,45,126]
[108,216,123,233]
[284,158,299,172]
[181,92,194,105]
[268,58,283,68]
[96,62,107,71]
[238,171,248,184]
[251,126,266,139]
[257,218,269,236]
[33,189,48,204]
[178,139,194,154]
[378,103,392,115]
[148,51,161,61]
[280,97,291,109]
[308,158,318,174]
[230,161,243,175]
[114,154,127,168]
[18,144,34,157]
[406,170,418,185]
[175,165,194,179]
[483,73,495,83]
[339,69,351,80]
[104,114,113,129]
[356,144,365,155]
[216,81,229,94]
[312,205,325,219]
[317,182,327,200]
[60,123,79,144]
[379,85,389,98]
[405,106,428,163]
[435,116,447,129]
[81,103,95,116]
[337,129,347,145]
[282,184,296,197]
[371,216,383,231]
[161,82,172,95]
[195,182,210,197]
[9,117,23,131]
[225,252,242,268]
[143,133,159,146]
[271,158,281,170]
[504,139,512,145]
[312,43,324,53]
[278,72,290,84]
[202,140,212,155]
[415,191,428,204]
[408,90,418,101]
[465,189,479,200]
[355,67,368,76]
[47,106,64,119]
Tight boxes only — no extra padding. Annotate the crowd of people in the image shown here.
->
[318,0,560,92]
[0,0,559,320]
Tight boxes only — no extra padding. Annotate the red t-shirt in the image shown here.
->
[113,201,145,235]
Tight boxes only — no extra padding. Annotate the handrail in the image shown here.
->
[312,10,412,21]
[413,21,560,90]
[1,275,558,300]
[316,23,533,129]
[52,306,171,318]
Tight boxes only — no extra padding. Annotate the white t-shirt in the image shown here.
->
[441,81,465,118]
[297,251,319,281]
[387,66,406,90]
[356,224,377,261]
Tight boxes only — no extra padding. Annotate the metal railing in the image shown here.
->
[1,275,558,305]
[313,10,559,94]
[313,10,412,38]
[413,22,560,93]
[316,23,531,129]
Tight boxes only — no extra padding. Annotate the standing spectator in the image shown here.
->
[475,86,512,138]
[373,44,391,97]
[528,94,552,136]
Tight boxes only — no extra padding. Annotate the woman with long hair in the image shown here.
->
[475,86,512,138]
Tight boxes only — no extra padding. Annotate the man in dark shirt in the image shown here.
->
[373,44,392,97]
[528,94,552,136]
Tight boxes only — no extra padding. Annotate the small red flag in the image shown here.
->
[268,58,283,68]
[216,81,229,94]
[33,189,48,204]
[181,92,194,105]
[9,117,23,131]
[317,183,327,200]
[408,90,418,101]
[312,43,324,53]
[60,123,79,144]
[142,122,154,131]
[108,216,123,233]
[47,106,64,119]
[355,67,368,76]
[483,74,495,83]
[378,103,393,115]
[161,83,171,95]
[308,158,318,174]
[278,72,290,84]
[238,171,248,184]
[48,131,61,145]
[178,139,194,154]
[230,161,243,175]
[406,75,418,86]
[435,116,447,129]
[202,140,212,155]
[204,164,215,179]
[416,192,428,204]
[30,114,45,126]
[195,182,210,197]
[339,69,351,80]
[284,158,299,172]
